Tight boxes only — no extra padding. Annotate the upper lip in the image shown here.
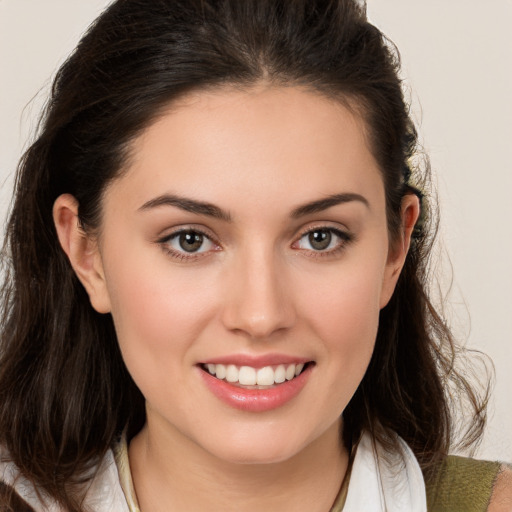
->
[200,353,312,368]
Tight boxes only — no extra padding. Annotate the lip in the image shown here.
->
[198,362,313,412]
[200,353,311,368]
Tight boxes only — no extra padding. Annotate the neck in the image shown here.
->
[129,417,348,512]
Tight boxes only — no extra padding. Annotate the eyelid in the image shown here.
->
[293,221,352,242]
[292,223,354,256]
[156,221,223,244]
[155,222,353,261]
[156,225,221,260]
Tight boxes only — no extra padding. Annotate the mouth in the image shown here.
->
[200,362,312,389]
[198,359,314,412]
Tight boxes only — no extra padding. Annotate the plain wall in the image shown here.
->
[1,1,511,461]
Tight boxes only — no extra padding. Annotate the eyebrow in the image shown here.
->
[291,193,369,218]
[138,194,232,222]
[138,191,368,221]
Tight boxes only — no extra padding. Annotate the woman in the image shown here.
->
[0,0,510,510]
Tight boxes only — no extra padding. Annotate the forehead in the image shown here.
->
[105,85,384,216]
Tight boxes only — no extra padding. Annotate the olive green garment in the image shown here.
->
[425,456,501,512]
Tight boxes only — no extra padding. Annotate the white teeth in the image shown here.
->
[256,366,274,386]
[226,364,238,383]
[285,364,295,381]
[215,364,227,380]
[205,362,307,386]
[239,366,257,385]
[274,365,286,384]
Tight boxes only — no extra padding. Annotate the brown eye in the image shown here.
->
[308,230,332,251]
[179,231,204,252]
[295,227,351,253]
[163,229,216,256]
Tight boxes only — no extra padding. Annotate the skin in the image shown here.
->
[489,466,512,511]
[54,85,419,511]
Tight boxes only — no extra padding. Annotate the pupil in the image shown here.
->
[179,232,203,252]
[309,230,331,251]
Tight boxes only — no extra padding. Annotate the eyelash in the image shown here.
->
[158,228,220,261]
[157,225,353,261]
[293,226,354,258]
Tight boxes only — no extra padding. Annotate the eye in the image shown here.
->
[162,229,217,255]
[295,227,351,253]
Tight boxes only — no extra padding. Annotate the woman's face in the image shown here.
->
[84,86,409,464]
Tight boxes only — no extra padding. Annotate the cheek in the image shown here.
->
[101,250,219,374]
[298,260,384,341]
[103,264,223,418]
[294,256,385,395]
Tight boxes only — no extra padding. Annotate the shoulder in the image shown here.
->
[488,464,512,512]
[0,444,38,511]
[425,455,506,512]
[0,443,129,512]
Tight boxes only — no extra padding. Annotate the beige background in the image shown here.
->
[1,1,511,461]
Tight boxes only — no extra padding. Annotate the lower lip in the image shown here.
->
[199,365,313,412]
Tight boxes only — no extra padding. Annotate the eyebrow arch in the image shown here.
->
[291,193,369,218]
[138,194,232,222]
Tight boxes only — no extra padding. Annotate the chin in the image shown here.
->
[201,425,313,466]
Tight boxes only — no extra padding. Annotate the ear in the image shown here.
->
[379,193,421,309]
[53,194,111,313]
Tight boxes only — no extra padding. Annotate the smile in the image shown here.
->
[202,363,307,387]
[198,360,314,412]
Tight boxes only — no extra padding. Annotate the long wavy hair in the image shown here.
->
[0,0,487,509]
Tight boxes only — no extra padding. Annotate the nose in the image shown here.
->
[220,247,296,340]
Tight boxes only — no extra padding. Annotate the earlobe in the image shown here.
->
[53,194,111,314]
[379,194,421,309]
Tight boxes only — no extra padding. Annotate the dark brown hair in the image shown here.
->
[0,0,487,509]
